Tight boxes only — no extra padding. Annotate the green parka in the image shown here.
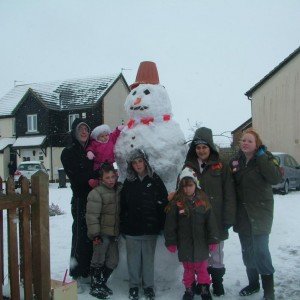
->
[185,127,236,240]
[86,182,122,239]
[230,150,282,235]
[164,194,220,262]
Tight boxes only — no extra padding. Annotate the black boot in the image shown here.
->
[239,268,260,296]
[102,266,114,295]
[144,287,155,300]
[261,274,275,300]
[182,287,194,300]
[208,267,225,296]
[198,284,212,300]
[129,287,139,300]
[90,267,109,299]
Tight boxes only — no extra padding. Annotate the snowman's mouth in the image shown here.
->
[130,105,149,111]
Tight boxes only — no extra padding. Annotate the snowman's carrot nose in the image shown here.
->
[134,97,142,105]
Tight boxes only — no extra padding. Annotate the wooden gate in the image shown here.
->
[0,171,51,300]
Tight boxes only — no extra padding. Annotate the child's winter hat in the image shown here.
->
[91,124,111,140]
[126,148,153,181]
[179,167,201,189]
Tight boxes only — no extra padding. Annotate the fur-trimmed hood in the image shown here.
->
[70,118,91,148]
[90,124,111,140]
[126,148,153,181]
[185,127,219,164]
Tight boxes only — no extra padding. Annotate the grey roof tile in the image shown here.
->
[0,73,120,115]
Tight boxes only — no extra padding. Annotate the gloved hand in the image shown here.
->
[109,236,119,242]
[256,146,266,157]
[209,244,218,252]
[93,235,103,245]
[87,151,95,160]
[117,125,125,131]
[88,179,99,188]
[167,245,177,253]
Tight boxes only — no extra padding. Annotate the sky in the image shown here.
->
[1,0,300,146]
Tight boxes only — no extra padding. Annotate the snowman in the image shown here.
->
[115,61,187,192]
[113,61,185,290]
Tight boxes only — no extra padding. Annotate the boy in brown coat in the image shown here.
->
[86,163,122,299]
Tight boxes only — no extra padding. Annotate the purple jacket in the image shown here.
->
[86,128,120,169]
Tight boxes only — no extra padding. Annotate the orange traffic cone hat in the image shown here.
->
[130,61,160,90]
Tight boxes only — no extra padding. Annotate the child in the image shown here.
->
[86,163,122,299]
[120,148,168,300]
[164,167,220,300]
[87,124,123,170]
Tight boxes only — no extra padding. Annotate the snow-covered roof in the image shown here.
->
[13,135,46,148]
[0,137,16,151]
[0,73,121,116]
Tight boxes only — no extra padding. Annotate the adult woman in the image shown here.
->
[185,127,236,297]
[61,118,99,293]
[230,129,282,300]
[120,148,168,300]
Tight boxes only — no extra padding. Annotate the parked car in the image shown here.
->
[272,152,300,194]
[14,161,48,188]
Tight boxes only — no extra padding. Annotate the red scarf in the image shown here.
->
[127,114,171,129]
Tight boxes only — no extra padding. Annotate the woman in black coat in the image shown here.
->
[61,118,99,292]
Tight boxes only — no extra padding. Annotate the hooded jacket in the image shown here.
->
[61,118,98,200]
[230,149,282,235]
[164,192,220,262]
[185,127,236,240]
[120,149,168,235]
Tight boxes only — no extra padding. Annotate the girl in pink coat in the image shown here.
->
[86,124,122,170]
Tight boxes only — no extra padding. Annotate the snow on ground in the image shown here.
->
[3,183,300,299]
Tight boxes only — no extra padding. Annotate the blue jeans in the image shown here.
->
[239,234,274,275]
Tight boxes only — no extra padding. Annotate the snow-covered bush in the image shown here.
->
[49,203,65,216]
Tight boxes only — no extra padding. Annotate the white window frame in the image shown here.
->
[68,114,79,131]
[27,114,37,132]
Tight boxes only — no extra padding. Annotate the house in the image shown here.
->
[0,73,130,180]
[245,46,300,162]
[231,117,252,148]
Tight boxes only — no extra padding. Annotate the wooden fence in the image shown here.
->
[0,171,51,300]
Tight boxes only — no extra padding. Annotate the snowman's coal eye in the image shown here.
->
[132,91,137,95]
[144,89,150,95]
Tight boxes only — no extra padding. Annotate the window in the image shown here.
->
[69,114,79,131]
[12,118,16,136]
[289,155,299,168]
[27,114,37,132]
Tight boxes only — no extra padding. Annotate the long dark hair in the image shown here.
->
[166,178,210,216]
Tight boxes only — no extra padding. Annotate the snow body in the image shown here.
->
[115,83,187,192]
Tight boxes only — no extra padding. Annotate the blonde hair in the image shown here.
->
[241,129,263,149]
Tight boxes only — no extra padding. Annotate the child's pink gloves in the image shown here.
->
[167,245,177,253]
[209,244,218,252]
[88,179,99,188]
[117,125,125,131]
[87,151,95,160]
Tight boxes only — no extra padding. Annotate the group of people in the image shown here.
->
[61,118,282,300]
